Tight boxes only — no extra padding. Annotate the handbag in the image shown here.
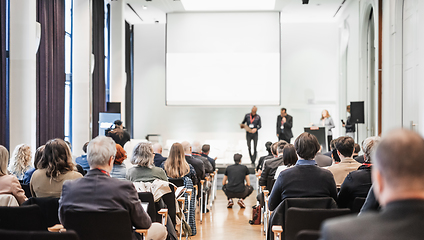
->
[249,204,261,225]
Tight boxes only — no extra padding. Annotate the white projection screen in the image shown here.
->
[166,12,281,106]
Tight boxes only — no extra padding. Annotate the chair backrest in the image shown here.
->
[63,210,133,240]
[0,228,80,240]
[351,197,366,213]
[285,208,351,240]
[161,184,177,227]
[295,230,321,240]
[168,178,184,187]
[0,204,47,231]
[0,194,19,206]
[22,197,60,227]
[138,192,157,222]
[20,183,32,198]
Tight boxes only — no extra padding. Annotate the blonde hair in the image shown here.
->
[164,143,190,178]
[9,144,31,177]
[0,145,9,176]
[321,110,331,120]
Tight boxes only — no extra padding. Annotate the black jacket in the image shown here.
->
[276,114,293,138]
[337,164,372,209]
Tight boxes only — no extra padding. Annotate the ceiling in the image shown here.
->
[124,0,347,24]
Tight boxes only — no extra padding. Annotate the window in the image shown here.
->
[64,0,73,143]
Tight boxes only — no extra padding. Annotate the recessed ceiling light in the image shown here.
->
[180,0,276,11]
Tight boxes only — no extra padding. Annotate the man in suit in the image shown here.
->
[201,144,216,171]
[182,141,205,188]
[59,136,166,240]
[321,129,424,240]
[191,141,213,174]
[241,106,261,165]
[268,133,337,211]
[327,136,361,187]
[259,140,287,191]
[153,143,167,167]
[276,108,293,143]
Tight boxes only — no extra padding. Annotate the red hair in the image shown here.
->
[114,144,127,165]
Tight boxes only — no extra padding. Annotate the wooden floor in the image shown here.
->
[191,190,265,240]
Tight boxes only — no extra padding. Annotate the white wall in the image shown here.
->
[133,20,339,163]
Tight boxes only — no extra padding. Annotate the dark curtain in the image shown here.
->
[36,0,66,146]
[0,0,8,149]
[125,22,133,137]
[92,0,106,138]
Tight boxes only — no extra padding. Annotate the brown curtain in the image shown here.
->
[125,21,133,137]
[36,0,65,146]
[0,0,8,149]
[92,0,106,138]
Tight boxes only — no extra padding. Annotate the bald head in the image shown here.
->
[374,129,424,190]
[251,106,257,116]
[152,143,162,154]
[181,141,191,155]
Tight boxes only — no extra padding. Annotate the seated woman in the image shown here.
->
[274,144,298,179]
[162,143,197,236]
[8,144,32,180]
[110,144,128,179]
[30,139,83,198]
[337,136,380,209]
[0,145,27,205]
[22,145,45,184]
[126,142,167,182]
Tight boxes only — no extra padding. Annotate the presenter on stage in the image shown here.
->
[241,106,261,165]
[320,110,335,151]
[276,108,293,143]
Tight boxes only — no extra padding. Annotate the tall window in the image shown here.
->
[64,0,73,143]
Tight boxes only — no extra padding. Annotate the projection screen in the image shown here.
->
[166,12,280,106]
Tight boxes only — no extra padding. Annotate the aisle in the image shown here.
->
[191,190,265,240]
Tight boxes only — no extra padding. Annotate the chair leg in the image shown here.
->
[200,180,204,223]
[185,189,192,240]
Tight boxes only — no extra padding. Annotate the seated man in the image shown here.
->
[59,136,166,240]
[200,144,216,171]
[182,141,205,191]
[191,141,213,174]
[327,136,362,187]
[75,142,89,172]
[321,129,424,240]
[152,143,167,167]
[222,154,253,208]
[259,140,287,191]
[268,133,337,211]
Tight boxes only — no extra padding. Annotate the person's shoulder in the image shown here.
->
[322,213,379,239]
[0,174,18,183]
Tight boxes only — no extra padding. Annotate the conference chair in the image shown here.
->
[0,204,47,231]
[22,197,60,227]
[267,197,337,240]
[351,197,366,213]
[283,207,351,240]
[138,192,158,222]
[295,230,321,240]
[0,229,80,240]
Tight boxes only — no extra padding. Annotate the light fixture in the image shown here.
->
[180,0,276,11]
[142,5,147,9]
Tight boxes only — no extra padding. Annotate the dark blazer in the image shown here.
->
[192,153,213,173]
[153,153,167,167]
[276,114,293,139]
[268,164,337,211]
[59,169,151,230]
[337,164,372,209]
[200,153,216,171]
[321,199,424,240]
[185,155,205,182]
[259,156,284,190]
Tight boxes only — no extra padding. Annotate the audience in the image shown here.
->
[8,144,32,180]
[321,129,424,239]
[127,142,167,182]
[222,153,253,208]
[274,144,298,179]
[75,142,90,172]
[153,143,167,167]
[182,141,204,188]
[259,140,287,190]
[0,145,27,205]
[268,133,337,211]
[200,144,216,171]
[337,136,380,209]
[327,136,361,187]
[192,141,213,174]
[110,144,128,179]
[162,142,197,236]
[30,139,83,198]
[256,141,273,173]
[22,145,45,184]
[314,146,333,167]
[59,136,166,240]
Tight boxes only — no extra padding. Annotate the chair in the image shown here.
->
[0,228,80,240]
[138,192,158,222]
[20,183,32,198]
[351,197,366,213]
[162,184,177,226]
[61,210,141,240]
[295,230,321,240]
[283,208,351,240]
[169,178,184,187]
[0,194,19,206]
[0,204,47,231]
[22,197,60,227]
[267,197,337,240]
